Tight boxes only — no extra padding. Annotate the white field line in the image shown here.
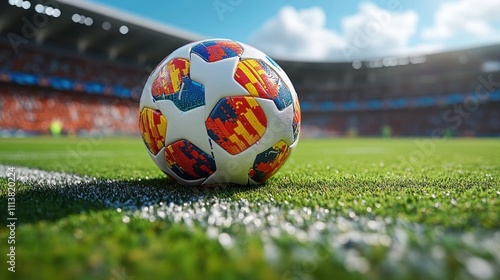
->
[0,164,499,277]
[0,151,114,160]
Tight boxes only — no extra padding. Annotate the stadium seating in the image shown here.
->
[286,46,500,137]
[0,41,147,89]
[0,40,143,136]
[0,39,498,137]
[0,85,137,136]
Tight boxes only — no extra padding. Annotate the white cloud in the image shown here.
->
[423,0,500,40]
[249,6,345,61]
[249,3,428,61]
[341,2,419,59]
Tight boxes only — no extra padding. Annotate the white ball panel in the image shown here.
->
[155,100,212,153]
[150,146,168,173]
[189,54,249,119]
[139,81,158,110]
[238,41,268,61]
[255,98,295,146]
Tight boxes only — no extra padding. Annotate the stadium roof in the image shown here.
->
[0,0,206,66]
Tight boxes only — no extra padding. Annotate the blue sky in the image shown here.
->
[92,0,500,61]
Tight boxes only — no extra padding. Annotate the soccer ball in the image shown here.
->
[138,39,301,186]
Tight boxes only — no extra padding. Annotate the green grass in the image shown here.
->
[0,137,499,280]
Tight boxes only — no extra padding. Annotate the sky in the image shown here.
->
[92,0,500,62]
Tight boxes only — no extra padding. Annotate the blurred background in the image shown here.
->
[0,0,499,138]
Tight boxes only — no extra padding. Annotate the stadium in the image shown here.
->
[0,0,499,279]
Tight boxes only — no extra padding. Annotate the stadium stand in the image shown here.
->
[280,45,500,137]
[0,40,146,89]
[0,0,199,136]
[0,84,137,136]
[0,0,499,137]
[0,39,145,136]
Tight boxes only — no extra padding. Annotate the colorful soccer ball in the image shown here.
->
[138,39,301,186]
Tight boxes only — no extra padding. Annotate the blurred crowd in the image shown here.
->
[0,85,137,136]
[0,41,147,88]
[301,104,500,137]
[0,41,144,136]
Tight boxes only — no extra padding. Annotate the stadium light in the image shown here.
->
[102,22,112,31]
[367,59,383,68]
[52,8,61,18]
[9,0,31,10]
[352,60,362,70]
[397,57,410,66]
[21,0,30,9]
[382,57,398,67]
[45,6,54,16]
[72,13,93,27]
[34,3,61,18]
[119,25,129,34]
[84,17,93,26]
[410,56,427,64]
[365,55,426,69]
[35,3,43,13]
[72,14,81,23]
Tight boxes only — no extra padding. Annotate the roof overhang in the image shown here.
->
[0,0,206,66]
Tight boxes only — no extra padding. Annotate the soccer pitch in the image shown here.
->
[0,137,499,280]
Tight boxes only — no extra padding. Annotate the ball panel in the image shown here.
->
[151,58,205,111]
[139,83,157,111]
[234,59,293,110]
[190,40,243,62]
[265,55,283,72]
[237,41,268,61]
[206,96,267,155]
[149,41,196,78]
[165,139,216,180]
[188,54,248,121]
[152,58,188,98]
[249,97,295,147]
[248,140,291,183]
[292,98,301,141]
[138,108,167,155]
